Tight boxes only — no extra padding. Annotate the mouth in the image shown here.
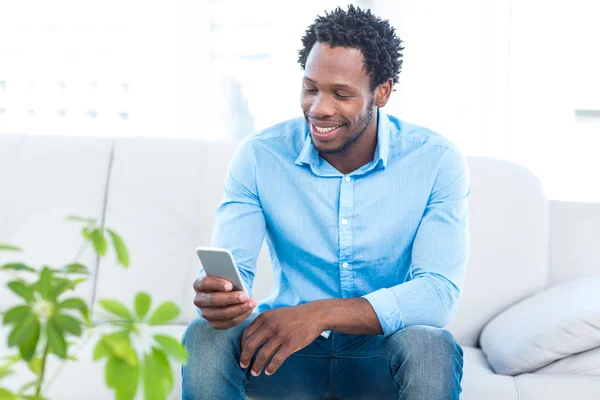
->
[309,122,344,141]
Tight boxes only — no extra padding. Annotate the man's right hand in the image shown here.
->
[193,276,257,330]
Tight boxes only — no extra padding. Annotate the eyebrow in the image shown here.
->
[303,77,354,91]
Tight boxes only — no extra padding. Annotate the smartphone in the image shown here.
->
[195,247,249,295]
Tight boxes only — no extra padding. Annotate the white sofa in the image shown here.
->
[1,134,599,399]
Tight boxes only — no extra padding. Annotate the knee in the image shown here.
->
[387,325,463,371]
[387,326,463,398]
[181,317,251,399]
[182,317,248,356]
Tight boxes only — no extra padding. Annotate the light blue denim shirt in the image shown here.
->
[208,110,470,337]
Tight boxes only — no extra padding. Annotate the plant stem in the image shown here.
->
[43,330,94,393]
[35,341,50,398]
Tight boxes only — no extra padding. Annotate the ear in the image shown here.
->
[375,79,393,108]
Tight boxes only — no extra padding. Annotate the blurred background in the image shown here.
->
[0,0,598,202]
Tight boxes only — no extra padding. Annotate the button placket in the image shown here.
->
[338,174,354,297]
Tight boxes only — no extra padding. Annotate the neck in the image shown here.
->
[320,112,379,175]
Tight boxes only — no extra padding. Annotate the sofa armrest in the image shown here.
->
[479,277,600,376]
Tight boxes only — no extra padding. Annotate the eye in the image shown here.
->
[335,92,353,100]
[302,86,317,94]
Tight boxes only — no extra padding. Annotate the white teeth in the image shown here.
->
[315,125,339,133]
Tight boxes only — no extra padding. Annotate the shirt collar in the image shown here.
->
[295,109,391,169]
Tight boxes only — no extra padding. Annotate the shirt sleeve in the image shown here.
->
[362,147,470,337]
[208,139,266,300]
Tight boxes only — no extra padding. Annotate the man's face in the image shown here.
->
[301,42,376,155]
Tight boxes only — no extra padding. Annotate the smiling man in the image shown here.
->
[182,5,469,400]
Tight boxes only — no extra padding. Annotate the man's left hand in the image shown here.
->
[239,303,324,376]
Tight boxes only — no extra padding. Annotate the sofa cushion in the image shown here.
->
[514,372,600,400]
[460,346,519,400]
[480,277,600,375]
[534,345,600,377]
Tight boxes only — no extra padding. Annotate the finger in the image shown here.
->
[194,291,252,307]
[264,345,293,376]
[200,301,256,321]
[241,313,265,349]
[240,320,269,369]
[250,338,282,377]
[211,308,254,330]
[193,276,234,292]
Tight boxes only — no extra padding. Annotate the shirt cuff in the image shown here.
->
[362,288,404,337]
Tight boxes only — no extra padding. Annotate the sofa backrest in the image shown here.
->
[445,157,549,346]
[0,135,112,309]
[0,135,560,348]
[548,201,600,286]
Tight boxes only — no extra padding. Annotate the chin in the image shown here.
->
[313,140,346,155]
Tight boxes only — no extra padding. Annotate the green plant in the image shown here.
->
[0,217,187,400]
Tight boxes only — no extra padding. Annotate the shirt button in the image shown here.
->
[342,262,349,269]
[341,218,348,225]
[344,176,351,182]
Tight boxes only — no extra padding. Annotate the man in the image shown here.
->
[182,5,469,400]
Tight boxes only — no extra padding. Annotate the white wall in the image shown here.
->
[0,0,598,201]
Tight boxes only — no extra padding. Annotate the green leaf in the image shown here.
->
[0,388,17,400]
[7,313,40,361]
[65,215,97,224]
[3,305,33,325]
[82,227,93,241]
[7,281,35,302]
[48,278,75,300]
[7,312,37,346]
[93,339,112,361]
[106,357,139,400]
[0,244,21,252]
[59,298,89,320]
[90,229,107,256]
[153,334,188,364]
[101,332,137,366]
[36,267,53,299]
[147,302,179,325]
[143,348,172,400]
[134,293,151,321]
[19,320,40,362]
[58,298,87,311]
[1,263,35,273]
[47,318,67,359]
[0,366,14,380]
[52,314,82,336]
[27,357,43,375]
[107,229,129,267]
[2,354,22,364]
[99,299,134,321]
[61,263,90,275]
[71,277,87,288]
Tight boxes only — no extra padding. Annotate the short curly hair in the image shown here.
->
[298,5,404,91]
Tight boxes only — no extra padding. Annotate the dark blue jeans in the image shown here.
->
[182,313,463,399]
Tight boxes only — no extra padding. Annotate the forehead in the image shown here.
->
[304,42,369,87]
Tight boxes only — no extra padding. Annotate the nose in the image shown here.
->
[310,93,335,119]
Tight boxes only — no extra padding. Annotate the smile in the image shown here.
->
[310,123,343,141]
